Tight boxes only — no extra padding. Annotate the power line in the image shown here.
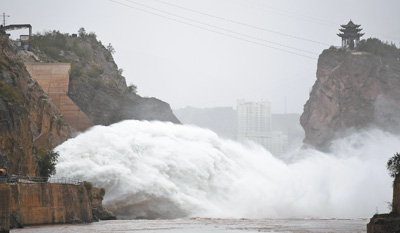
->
[109,0,318,59]
[149,0,331,47]
[228,0,400,42]
[234,0,337,27]
[125,0,319,55]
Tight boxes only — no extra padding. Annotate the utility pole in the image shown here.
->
[2,13,9,27]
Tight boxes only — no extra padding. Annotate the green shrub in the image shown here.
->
[70,62,83,80]
[42,46,61,60]
[99,188,106,197]
[86,64,104,78]
[106,43,115,54]
[0,81,23,103]
[127,83,137,94]
[84,181,93,191]
[31,30,68,59]
[387,152,400,178]
[357,38,400,59]
[87,32,97,41]
[35,147,59,179]
[78,27,87,38]
[74,44,92,60]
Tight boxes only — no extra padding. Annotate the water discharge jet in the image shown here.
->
[54,120,396,219]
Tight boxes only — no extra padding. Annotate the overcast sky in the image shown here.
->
[2,0,400,113]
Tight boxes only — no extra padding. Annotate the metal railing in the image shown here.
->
[3,176,83,185]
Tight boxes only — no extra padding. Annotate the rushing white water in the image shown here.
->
[54,120,397,219]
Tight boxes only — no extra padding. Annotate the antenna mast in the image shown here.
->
[2,13,10,26]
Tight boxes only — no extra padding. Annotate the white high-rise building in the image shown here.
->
[237,99,288,155]
[237,100,271,137]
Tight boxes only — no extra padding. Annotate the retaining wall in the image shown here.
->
[0,184,10,233]
[25,63,93,131]
[0,183,93,230]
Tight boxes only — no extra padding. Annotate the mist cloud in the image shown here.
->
[55,120,395,219]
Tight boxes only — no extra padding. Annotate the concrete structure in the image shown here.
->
[9,183,93,226]
[0,182,94,230]
[0,184,10,233]
[237,100,288,155]
[25,63,93,132]
[237,100,272,135]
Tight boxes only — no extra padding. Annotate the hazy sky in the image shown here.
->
[2,0,400,113]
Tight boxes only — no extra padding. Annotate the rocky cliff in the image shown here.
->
[90,187,116,221]
[1,181,116,231]
[300,39,400,150]
[367,174,400,232]
[0,28,180,175]
[28,29,180,126]
[9,183,93,227]
[0,31,70,176]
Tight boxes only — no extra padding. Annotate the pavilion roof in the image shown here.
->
[338,20,364,38]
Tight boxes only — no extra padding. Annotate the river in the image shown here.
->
[11,218,369,233]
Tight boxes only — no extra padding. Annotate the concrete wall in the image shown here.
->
[0,184,10,233]
[25,63,93,132]
[9,183,93,227]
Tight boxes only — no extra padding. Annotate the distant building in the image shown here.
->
[237,100,288,155]
[338,20,364,49]
[237,100,271,135]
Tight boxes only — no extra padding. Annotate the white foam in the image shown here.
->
[54,120,396,219]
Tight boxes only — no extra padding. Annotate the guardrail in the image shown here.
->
[0,176,83,185]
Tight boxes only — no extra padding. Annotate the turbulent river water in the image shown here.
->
[52,120,396,220]
[12,218,369,233]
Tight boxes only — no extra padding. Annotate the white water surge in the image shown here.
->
[55,120,397,219]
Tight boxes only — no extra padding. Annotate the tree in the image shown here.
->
[128,83,137,94]
[78,27,87,38]
[36,147,60,179]
[107,43,115,54]
[117,68,123,77]
[387,152,400,178]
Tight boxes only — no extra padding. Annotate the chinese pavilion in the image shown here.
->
[337,20,364,49]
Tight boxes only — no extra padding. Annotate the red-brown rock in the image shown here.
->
[301,47,400,150]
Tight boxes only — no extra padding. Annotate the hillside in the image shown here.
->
[0,27,180,176]
[27,29,179,125]
[300,39,400,150]
[174,106,237,139]
[174,106,304,148]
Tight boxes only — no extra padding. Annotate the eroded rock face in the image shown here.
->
[9,183,93,228]
[300,48,400,150]
[90,187,116,221]
[68,80,180,125]
[0,33,71,176]
[26,32,180,126]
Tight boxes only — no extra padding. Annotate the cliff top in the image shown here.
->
[22,28,179,125]
[301,38,400,150]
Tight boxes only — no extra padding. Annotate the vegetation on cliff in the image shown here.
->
[301,38,400,150]
[29,28,179,125]
[31,29,126,95]
[35,147,59,179]
[0,31,70,176]
[357,38,400,59]
[388,153,400,178]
